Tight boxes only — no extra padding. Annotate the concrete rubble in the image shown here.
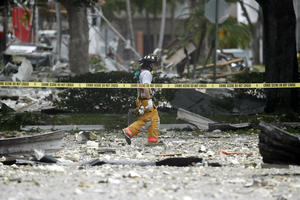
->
[0,130,66,156]
[0,130,300,200]
[176,108,215,130]
[0,87,57,112]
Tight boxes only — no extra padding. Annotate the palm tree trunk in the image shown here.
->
[62,2,89,74]
[146,10,151,54]
[1,3,8,53]
[55,2,62,61]
[126,0,135,49]
[170,3,175,41]
[158,0,166,49]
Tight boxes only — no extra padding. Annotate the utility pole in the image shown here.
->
[213,0,219,82]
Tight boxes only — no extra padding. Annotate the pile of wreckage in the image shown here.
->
[1,109,300,168]
[160,42,251,80]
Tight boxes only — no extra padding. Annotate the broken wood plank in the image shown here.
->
[204,68,249,79]
[164,43,196,68]
[195,58,244,70]
[176,108,215,130]
[0,130,66,156]
[219,150,254,156]
[208,122,250,131]
[258,122,300,165]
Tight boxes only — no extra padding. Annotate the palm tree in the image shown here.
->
[158,0,166,49]
[58,0,93,75]
[178,0,251,66]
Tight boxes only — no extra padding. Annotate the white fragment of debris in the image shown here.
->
[56,158,74,165]
[200,145,207,152]
[213,129,222,134]
[229,177,246,184]
[108,178,121,184]
[0,156,6,162]
[36,165,65,172]
[76,131,98,143]
[230,158,240,165]
[127,171,141,178]
[12,58,33,82]
[34,149,45,160]
[289,183,300,188]
[75,132,87,143]
[182,196,193,200]
[52,61,68,72]
[86,141,99,149]
[74,188,83,195]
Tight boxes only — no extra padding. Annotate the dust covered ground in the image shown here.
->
[1,129,300,200]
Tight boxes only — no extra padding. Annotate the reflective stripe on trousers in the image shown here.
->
[126,108,159,143]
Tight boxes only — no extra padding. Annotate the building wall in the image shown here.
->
[113,17,185,56]
[237,0,259,24]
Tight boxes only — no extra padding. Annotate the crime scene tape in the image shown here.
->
[1,81,300,89]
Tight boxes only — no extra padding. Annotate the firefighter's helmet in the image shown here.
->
[139,54,158,70]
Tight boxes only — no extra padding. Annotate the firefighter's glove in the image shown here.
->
[138,106,145,115]
[145,99,153,109]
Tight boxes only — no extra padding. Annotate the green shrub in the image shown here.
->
[0,112,46,131]
[54,72,176,113]
[89,55,105,71]
[233,71,265,98]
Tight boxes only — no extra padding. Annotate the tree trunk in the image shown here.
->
[158,0,166,49]
[55,2,62,61]
[170,3,175,41]
[254,8,263,64]
[256,0,299,113]
[153,7,158,50]
[1,3,8,53]
[61,2,89,75]
[126,0,135,49]
[192,21,207,65]
[238,0,261,65]
[145,11,151,54]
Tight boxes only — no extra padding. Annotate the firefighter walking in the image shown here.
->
[122,54,161,145]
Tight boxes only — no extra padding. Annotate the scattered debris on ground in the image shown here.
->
[0,130,65,156]
[0,130,300,200]
[171,89,265,116]
[208,122,251,131]
[176,108,215,130]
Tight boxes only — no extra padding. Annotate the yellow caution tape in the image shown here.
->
[0,81,300,89]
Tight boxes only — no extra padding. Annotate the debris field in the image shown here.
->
[1,129,300,200]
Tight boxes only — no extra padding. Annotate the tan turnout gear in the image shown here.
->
[123,87,160,144]
[122,56,160,145]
